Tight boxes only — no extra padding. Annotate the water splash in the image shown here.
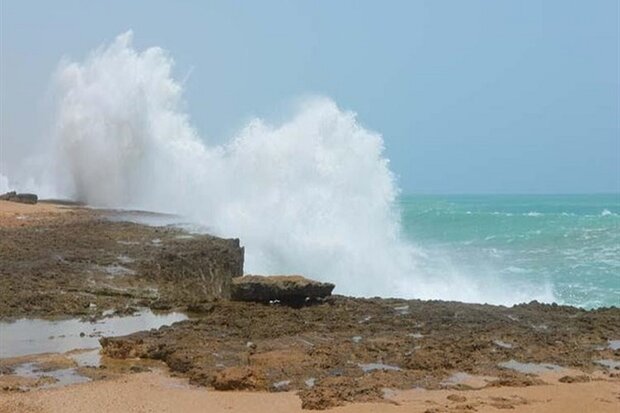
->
[49,32,555,304]
[0,173,10,193]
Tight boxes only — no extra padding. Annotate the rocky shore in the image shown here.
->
[99,298,620,409]
[0,201,243,319]
[1,199,619,412]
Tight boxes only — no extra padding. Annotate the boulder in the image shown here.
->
[0,191,38,204]
[141,236,244,303]
[231,275,335,304]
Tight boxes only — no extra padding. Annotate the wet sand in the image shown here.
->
[1,369,618,413]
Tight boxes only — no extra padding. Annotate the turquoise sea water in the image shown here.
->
[399,194,620,308]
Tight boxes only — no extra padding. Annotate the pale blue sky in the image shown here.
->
[1,0,618,193]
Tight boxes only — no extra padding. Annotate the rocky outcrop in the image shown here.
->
[231,275,335,305]
[212,366,266,390]
[142,236,244,306]
[0,191,38,204]
[98,298,620,410]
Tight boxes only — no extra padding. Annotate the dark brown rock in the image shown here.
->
[0,191,38,204]
[558,375,591,383]
[231,275,335,304]
[140,236,244,304]
[98,298,620,410]
[447,394,467,402]
[212,366,266,390]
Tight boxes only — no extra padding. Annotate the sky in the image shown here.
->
[1,0,618,194]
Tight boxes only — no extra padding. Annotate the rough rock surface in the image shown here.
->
[0,206,244,318]
[141,236,244,306]
[212,366,267,390]
[100,298,620,410]
[231,275,335,304]
[0,191,38,204]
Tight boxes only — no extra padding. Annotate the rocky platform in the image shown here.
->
[100,298,620,409]
[0,191,38,204]
[0,201,243,318]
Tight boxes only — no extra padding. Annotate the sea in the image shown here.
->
[399,194,620,309]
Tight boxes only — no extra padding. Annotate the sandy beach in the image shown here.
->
[1,368,619,413]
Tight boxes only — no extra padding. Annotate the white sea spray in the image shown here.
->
[42,31,557,304]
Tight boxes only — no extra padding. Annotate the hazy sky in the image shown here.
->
[1,0,618,193]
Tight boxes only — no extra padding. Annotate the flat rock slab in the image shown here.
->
[231,275,335,304]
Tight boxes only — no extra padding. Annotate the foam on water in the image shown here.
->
[402,194,620,307]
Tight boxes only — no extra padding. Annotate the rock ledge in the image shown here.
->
[231,275,334,304]
[0,191,38,204]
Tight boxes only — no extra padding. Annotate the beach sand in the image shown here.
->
[1,368,618,413]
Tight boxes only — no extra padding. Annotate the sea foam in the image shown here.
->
[47,31,554,305]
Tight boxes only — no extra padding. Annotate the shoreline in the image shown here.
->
[1,199,619,411]
[2,368,619,413]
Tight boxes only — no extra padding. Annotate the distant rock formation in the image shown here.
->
[0,191,38,204]
[231,275,335,305]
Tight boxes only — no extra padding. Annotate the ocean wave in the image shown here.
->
[502,266,531,274]
[19,31,558,306]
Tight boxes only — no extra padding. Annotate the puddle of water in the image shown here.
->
[175,235,195,240]
[67,349,102,368]
[494,340,513,349]
[408,333,424,339]
[608,340,620,351]
[596,359,620,370]
[498,360,564,374]
[358,315,372,324]
[272,380,291,391]
[440,372,496,389]
[352,336,362,343]
[358,363,402,373]
[116,255,135,264]
[0,309,188,358]
[393,305,410,315]
[305,377,316,388]
[532,324,549,331]
[12,362,90,388]
[93,264,136,276]
[441,372,473,386]
[117,240,140,246]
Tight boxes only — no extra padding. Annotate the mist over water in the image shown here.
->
[13,32,558,305]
